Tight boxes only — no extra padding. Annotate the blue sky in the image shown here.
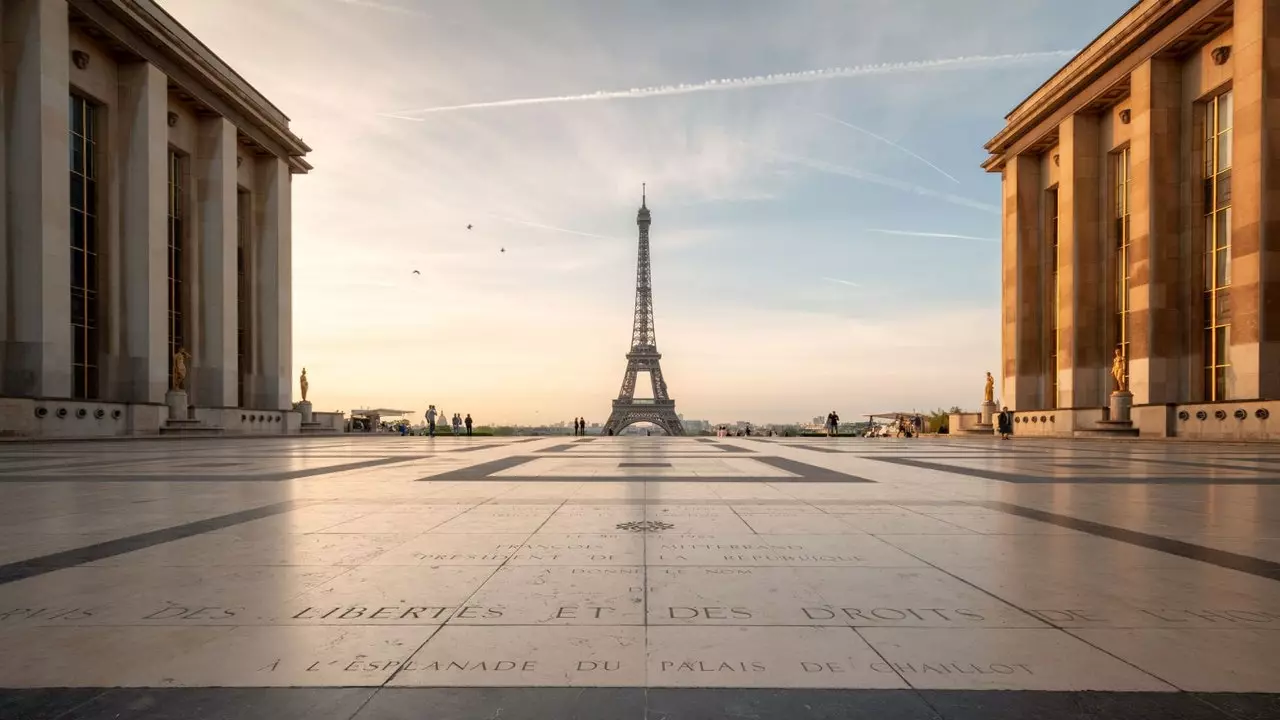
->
[162,0,1132,424]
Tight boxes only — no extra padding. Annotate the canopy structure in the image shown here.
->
[865,412,921,421]
[350,408,416,418]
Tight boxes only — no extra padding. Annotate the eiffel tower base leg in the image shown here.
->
[603,405,685,436]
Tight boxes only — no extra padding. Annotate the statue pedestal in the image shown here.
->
[166,390,188,421]
[1109,391,1133,423]
[297,401,313,425]
[980,401,998,426]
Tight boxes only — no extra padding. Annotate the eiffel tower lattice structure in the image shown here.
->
[602,186,685,436]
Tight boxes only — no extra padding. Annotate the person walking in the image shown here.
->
[425,405,438,437]
[452,413,462,436]
[997,406,1013,440]
[465,413,473,436]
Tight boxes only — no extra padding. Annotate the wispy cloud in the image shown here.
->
[772,151,999,214]
[866,229,999,242]
[382,50,1075,118]
[329,0,430,18]
[816,113,959,185]
[822,277,861,287]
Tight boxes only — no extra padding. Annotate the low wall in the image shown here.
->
[1,397,146,438]
[1172,400,1280,441]
[196,408,294,435]
[313,412,345,432]
[948,412,988,435]
[1007,407,1105,437]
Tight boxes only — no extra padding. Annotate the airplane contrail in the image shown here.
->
[382,50,1075,119]
[331,0,430,17]
[866,229,999,242]
[772,151,999,214]
[823,277,861,287]
[487,214,626,243]
[816,113,960,185]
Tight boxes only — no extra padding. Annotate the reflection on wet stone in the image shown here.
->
[2,435,1280,698]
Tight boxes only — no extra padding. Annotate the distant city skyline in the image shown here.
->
[157,0,1134,424]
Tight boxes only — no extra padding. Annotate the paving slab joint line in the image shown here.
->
[377,497,571,688]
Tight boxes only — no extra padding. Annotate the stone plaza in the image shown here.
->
[0,435,1276,718]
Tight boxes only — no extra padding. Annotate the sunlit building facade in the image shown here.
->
[984,0,1280,439]
[0,0,312,437]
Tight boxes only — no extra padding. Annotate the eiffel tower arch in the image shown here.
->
[603,186,685,436]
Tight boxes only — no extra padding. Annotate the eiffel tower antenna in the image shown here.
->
[602,186,685,436]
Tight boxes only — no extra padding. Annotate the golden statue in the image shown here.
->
[984,372,995,403]
[300,367,309,403]
[1112,347,1127,392]
[171,348,191,391]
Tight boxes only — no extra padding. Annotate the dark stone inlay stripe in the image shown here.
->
[752,456,875,482]
[982,500,1280,581]
[0,500,306,586]
[0,455,433,483]
[416,455,538,481]
[2,688,1274,720]
[618,462,672,467]
[865,456,1280,485]
[450,444,504,452]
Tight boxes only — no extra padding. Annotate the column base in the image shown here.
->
[166,390,189,421]
[980,401,998,426]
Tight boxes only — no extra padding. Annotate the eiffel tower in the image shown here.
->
[603,186,685,436]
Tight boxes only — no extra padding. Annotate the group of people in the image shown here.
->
[422,405,474,437]
[572,417,589,435]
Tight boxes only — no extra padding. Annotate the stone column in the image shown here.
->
[116,61,169,404]
[0,6,8,393]
[1056,113,1104,408]
[1128,57,1184,405]
[194,117,237,407]
[1231,0,1280,399]
[253,157,292,411]
[1002,153,1044,410]
[1,0,71,398]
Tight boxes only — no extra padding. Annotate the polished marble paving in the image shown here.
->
[0,435,1278,718]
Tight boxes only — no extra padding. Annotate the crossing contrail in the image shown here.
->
[773,151,999,214]
[816,113,960,185]
[823,277,861,287]
[866,229,999,242]
[382,50,1075,119]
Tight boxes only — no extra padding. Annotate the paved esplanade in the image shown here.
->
[0,437,1277,719]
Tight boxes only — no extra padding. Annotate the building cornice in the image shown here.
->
[982,0,1230,172]
[72,0,312,173]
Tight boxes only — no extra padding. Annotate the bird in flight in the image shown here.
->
[466,224,473,230]
[500,248,505,253]
[412,270,420,275]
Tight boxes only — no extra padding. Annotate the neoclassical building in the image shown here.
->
[0,0,315,438]
[984,0,1280,440]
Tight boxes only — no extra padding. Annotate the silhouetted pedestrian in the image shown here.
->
[465,413,473,436]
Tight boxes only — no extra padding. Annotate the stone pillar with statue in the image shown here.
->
[980,371,998,429]
[167,349,193,421]
[297,367,314,425]
[1110,347,1132,422]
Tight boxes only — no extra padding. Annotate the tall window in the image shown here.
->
[1203,91,1233,401]
[1113,147,1132,388]
[1047,187,1060,409]
[167,149,186,385]
[237,189,251,407]
[70,95,100,400]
